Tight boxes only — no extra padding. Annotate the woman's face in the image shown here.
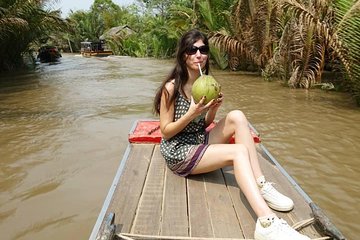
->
[185,39,209,74]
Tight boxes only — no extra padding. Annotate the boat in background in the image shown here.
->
[80,40,113,57]
[37,46,62,63]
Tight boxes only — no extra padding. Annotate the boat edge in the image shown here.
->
[89,120,347,240]
[250,123,347,240]
[88,120,141,240]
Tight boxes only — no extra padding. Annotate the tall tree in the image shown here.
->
[208,0,360,104]
[0,0,67,71]
[210,0,279,70]
[268,0,360,103]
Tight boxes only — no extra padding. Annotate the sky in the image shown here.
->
[51,0,136,18]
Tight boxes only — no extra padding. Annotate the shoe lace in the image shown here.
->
[272,218,299,237]
[265,181,275,187]
[262,182,276,192]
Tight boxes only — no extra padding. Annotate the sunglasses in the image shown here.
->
[186,45,210,55]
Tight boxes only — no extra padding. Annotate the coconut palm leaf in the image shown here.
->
[168,3,197,30]
[194,0,237,68]
[276,1,348,88]
[252,0,280,67]
[0,0,67,71]
[331,0,360,103]
[210,32,250,60]
[197,1,215,31]
[197,0,235,32]
[281,0,360,104]
[210,0,281,70]
[0,17,29,39]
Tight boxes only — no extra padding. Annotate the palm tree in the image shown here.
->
[209,0,360,104]
[331,0,360,104]
[209,0,280,71]
[273,0,360,101]
[268,0,348,89]
[0,0,67,71]
[166,0,237,69]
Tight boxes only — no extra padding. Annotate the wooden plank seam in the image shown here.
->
[203,175,216,237]
[129,145,157,234]
[220,168,246,237]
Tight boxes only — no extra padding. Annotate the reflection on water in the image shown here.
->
[0,54,359,239]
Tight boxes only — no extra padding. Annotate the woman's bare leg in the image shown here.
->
[205,110,294,212]
[208,110,263,179]
[191,144,273,217]
[191,143,309,239]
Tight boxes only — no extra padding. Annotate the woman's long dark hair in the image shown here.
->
[153,29,210,115]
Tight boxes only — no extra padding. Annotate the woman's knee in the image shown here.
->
[227,110,248,126]
[232,144,249,164]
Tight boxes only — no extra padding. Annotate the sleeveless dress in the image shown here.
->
[160,92,209,177]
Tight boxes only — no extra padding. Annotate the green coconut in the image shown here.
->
[191,75,221,104]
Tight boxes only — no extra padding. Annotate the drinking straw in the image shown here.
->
[198,63,202,76]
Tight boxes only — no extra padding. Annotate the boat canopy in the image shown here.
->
[81,41,106,52]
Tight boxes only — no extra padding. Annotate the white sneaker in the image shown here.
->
[254,217,310,240]
[260,182,294,211]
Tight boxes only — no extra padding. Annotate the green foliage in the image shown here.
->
[275,0,360,104]
[331,0,360,105]
[209,0,360,105]
[209,47,228,70]
[65,0,142,52]
[64,0,234,62]
[5,0,360,104]
[210,0,280,70]
[121,35,148,57]
[0,0,67,71]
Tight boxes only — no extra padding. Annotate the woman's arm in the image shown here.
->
[159,82,208,140]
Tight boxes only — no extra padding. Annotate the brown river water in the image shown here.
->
[0,54,359,239]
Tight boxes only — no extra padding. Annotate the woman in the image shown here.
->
[153,29,310,240]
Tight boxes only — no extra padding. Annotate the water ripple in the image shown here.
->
[0,54,359,240]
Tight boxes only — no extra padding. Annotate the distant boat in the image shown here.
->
[80,40,113,57]
[37,46,62,63]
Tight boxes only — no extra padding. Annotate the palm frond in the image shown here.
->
[331,0,360,103]
[0,0,68,71]
[282,0,351,88]
[197,1,215,31]
[209,32,251,61]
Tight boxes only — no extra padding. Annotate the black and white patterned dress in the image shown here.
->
[160,93,209,177]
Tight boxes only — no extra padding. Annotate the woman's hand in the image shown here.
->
[188,96,214,119]
[204,92,223,126]
[209,92,223,111]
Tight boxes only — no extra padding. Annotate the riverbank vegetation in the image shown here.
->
[0,0,68,70]
[1,0,360,105]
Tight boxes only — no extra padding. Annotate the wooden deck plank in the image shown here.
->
[93,141,327,240]
[187,174,214,238]
[257,147,320,238]
[160,152,189,236]
[222,166,257,239]
[203,170,244,238]
[257,152,293,223]
[131,145,166,235]
[104,144,154,233]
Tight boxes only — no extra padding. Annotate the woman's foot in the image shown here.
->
[254,216,310,240]
[259,181,294,211]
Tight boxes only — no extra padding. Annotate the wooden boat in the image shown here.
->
[89,119,346,240]
[80,40,113,57]
[37,46,62,63]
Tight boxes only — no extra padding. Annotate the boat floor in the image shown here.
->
[95,143,325,240]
